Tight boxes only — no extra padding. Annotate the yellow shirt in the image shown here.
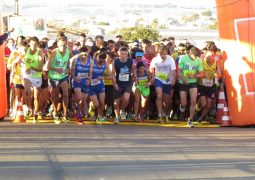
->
[8,50,24,85]
[198,59,217,87]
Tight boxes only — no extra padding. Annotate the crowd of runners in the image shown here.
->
[3,31,224,127]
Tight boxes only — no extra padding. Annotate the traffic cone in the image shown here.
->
[221,102,232,127]
[13,97,26,123]
[216,86,225,123]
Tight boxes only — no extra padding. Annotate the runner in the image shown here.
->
[89,51,111,124]
[178,46,204,127]
[70,46,92,124]
[22,36,44,123]
[150,45,176,123]
[133,61,153,122]
[9,40,27,119]
[112,47,136,124]
[197,44,222,123]
[48,37,71,124]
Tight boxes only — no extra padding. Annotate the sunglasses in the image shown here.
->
[80,52,88,57]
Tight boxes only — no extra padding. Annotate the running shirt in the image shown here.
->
[74,57,91,84]
[150,55,176,84]
[24,48,42,79]
[178,54,203,84]
[8,50,23,85]
[115,58,133,87]
[103,68,113,86]
[91,60,106,86]
[198,59,217,87]
[48,49,69,80]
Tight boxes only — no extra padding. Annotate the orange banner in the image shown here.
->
[216,0,255,125]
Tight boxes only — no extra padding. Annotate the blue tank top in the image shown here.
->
[74,57,91,83]
[115,58,133,87]
[91,60,106,86]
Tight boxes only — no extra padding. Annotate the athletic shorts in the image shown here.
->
[72,80,90,94]
[24,77,42,88]
[89,82,105,96]
[178,83,197,92]
[49,76,69,88]
[154,79,171,94]
[41,78,49,89]
[198,84,216,99]
[114,84,132,99]
[14,84,24,89]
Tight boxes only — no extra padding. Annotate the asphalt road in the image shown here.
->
[0,122,254,180]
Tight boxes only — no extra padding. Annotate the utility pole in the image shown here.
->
[15,0,19,15]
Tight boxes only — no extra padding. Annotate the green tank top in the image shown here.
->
[48,49,69,80]
[24,48,42,78]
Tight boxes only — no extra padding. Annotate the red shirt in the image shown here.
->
[143,54,156,68]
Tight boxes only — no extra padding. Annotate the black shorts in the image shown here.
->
[178,83,197,92]
[198,84,216,99]
[114,84,132,99]
[14,84,24,89]
[41,78,49,89]
[49,76,69,88]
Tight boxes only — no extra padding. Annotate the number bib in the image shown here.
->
[27,70,36,76]
[156,72,168,80]
[138,79,148,86]
[202,79,214,87]
[91,79,100,86]
[119,73,129,82]
[54,68,65,75]
[78,72,88,79]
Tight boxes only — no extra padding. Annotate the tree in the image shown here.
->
[201,10,212,17]
[182,13,200,23]
[113,25,159,41]
[205,22,218,30]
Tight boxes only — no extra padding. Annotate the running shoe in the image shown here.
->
[114,117,120,124]
[32,115,38,124]
[53,112,61,125]
[62,116,70,123]
[187,118,194,128]
[120,110,126,120]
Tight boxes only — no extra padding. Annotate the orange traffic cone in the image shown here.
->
[216,86,225,124]
[13,97,26,123]
[221,102,232,127]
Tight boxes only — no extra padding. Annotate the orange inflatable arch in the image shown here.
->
[0,9,7,119]
[216,0,255,126]
[0,0,255,125]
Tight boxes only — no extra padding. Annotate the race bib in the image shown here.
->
[119,73,129,82]
[184,70,195,77]
[156,72,168,80]
[138,79,148,86]
[91,79,100,86]
[202,79,214,87]
[78,72,88,79]
[28,70,36,76]
[54,68,65,75]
